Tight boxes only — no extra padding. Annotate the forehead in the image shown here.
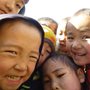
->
[43,58,65,71]
[0,19,40,37]
[0,20,41,50]
[69,15,90,31]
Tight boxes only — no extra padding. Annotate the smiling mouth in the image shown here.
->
[6,75,21,81]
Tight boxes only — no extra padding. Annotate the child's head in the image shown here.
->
[38,17,58,34]
[0,0,29,14]
[0,14,44,90]
[38,25,56,66]
[56,17,70,53]
[42,52,85,90]
[66,8,90,65]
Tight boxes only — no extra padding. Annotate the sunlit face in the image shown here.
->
[0,0,24,14]
[66,14,90,65]
[43,59,81,90]
[0,20,41,90]
[38,42,51,66]
[56,20,67,53]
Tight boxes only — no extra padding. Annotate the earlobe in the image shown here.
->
[77,68,85,83]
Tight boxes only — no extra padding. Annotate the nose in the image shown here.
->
[14,61,28,72]
[52,81,59,90]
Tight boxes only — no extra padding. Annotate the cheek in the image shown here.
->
[0,59,13,75]
[27,62,36,76]
[66,41,71,50]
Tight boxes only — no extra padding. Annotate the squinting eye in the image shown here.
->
[82,35,90,40]
[67,36,74,42]
[29,56,38,62]
[57,73,65,78]
[46,50,51,54]
[16,4,21,9]
[5,50,17,54]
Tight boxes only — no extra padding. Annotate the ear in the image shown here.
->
[77,68,85,83]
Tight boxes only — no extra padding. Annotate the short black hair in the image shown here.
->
[42,52,80,71]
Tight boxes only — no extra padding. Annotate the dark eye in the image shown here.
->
[46,50,51,54]
[16,3,21,9]
[67,36,74,41]
[4,50,17,56]
[29,56,38,62]
[59,31,63,35]
[82,35,90,40]
[57,73,65,78]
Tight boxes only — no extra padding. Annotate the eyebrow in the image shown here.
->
[52,68,64,73]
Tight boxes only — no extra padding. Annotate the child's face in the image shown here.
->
[56,23,67,53]
[0,0,24,14]
[0,21,41,90]
[66,15,90,65]
[42,59,82,90]
[38,42,51,66]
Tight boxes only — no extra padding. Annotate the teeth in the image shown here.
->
[7,76,20,80]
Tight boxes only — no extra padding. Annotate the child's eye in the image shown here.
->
[3,50,17,56]
[16,3,21,9]
[59,31,63,35]
[29,56,38,62]
[67,36,74,41]
[46,50,51,54]
[5,50,17,54]
[57,73,65,78]
[82,35,90,40]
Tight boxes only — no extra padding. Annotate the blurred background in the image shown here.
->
[25,0,90,23]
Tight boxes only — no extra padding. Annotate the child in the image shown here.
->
[38,17,58,34]
[19,17,56,90]
[0,14,44,90]
[22,24,56,90]
[38,25,56,66]
[65,8,90,89]
[56,17,70,53]
[41,52,85,90]
[0,0,29,14]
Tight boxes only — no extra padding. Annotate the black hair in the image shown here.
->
[0,14,44,69]
[42,52,80,71]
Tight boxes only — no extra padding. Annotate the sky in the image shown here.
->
[25,0,90,23]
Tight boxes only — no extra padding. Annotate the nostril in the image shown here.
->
[55,87,59,90]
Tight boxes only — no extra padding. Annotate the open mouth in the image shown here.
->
[6,75,21,81]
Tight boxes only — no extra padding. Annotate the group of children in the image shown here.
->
[0,0,90,90]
